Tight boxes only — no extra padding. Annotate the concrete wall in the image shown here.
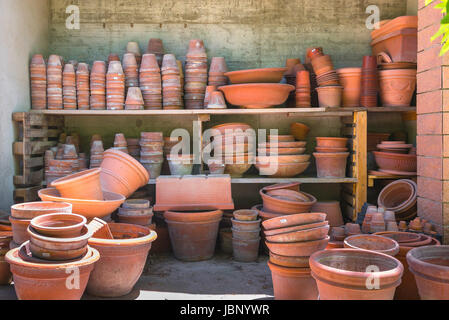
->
[0,0,49,211]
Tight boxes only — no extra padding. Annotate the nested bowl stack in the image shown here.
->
[62,63,77,110]
[106,61,125,110]
[184,39,208,109]
[139,54,162,109]
[47,54,63,110]
[76,63,90,110]
[90,61,107,110]
[30,54,47,110]
[162,54,183,110]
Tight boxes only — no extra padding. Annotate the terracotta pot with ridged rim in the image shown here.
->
[87,223,157,297]
[6,246,100,300]
[266,236,329,256]
[344,234,400,256]
[268,262,319,300]
[260,189,317,214]
[314,152,349,178]
[100,149,150,197]
[310,249,404,300]
[51,168,103,200]
[30,213,86,238]
[11,201,72,219]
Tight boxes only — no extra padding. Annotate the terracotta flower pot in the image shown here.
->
[266,236,329,257]
[268,262,318,300]
[9,216,32,245]
[290,122,310,141]
[30,213,86,238]
[266,225,329,243]
[378,69,417,107]
[260,189,317,215]
[311,201,344,227]
[262,213,327,231]
[6,246,99,300]
[316,137,348,148]
[51,168,103,200]
[164,210,223,223]
[314,152,349,178]
[11,201,72,219]
[233,237,261,262]
[406,245,449,300]
[87,223,157,297]
[310,249,404,300]
[316,86,343,108]
[337,68,362,108]
[377,179,416,213]
[344,234,400,256]
[232,219,262,231]
[264,221,329,237]
[167,154,194,176]
[233,209,258,221]
[269,252,310,268]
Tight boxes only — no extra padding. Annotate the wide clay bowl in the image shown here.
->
[266,236,329,256]
[258,147,306,155]
[224,68,287,84]
[219,83,295,108]
[262,213,327,231]
[11,202,72,219]
[258,141,307,149]
[257,155,311,164]
[374,231,421,244]
[266,225,330,243]
[264,221,329,236]
[344,234,400,256]
[373,151,417,172]
[30,213,87,238]
[251,205,285,221]
[38,188,126,220]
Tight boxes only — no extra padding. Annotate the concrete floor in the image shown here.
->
[0,253,274,300]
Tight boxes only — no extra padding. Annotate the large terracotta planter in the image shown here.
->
[314,152,349,178]
[378,69,416,107]
[51,168,103,200]
[224,68,287,84]
[6,246,99,300]
[406,245,449,300]
[11,201,72,219]
[344,234,400,256]
[87,223,157,297]
[268,262,318,300]
[310,249,404,300]
[100,149,150,197]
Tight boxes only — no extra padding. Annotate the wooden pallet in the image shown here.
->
[12,112,63,189]
[13,186,42,203]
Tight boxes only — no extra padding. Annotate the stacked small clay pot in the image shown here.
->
[76,63,90,110]
[112,133,129,154]
[161,54,183,110]
[127,138,140,159]
[204,85,216,107]
[125,87,145,110]
[206,91,227,109]
[373,140,416,175]
[62,64,77,109]
[45,143,80,186]
[47,55,63,110]
[140,132,164,179]
[140,54,162,109]
[90,139,104,169]
[208,57,228,87]
[116,199,154,227]
[336,68,362,108]
[106,61,125,110]
[360,55,378,108]
[231,210,261,262]
[284,59,305,108]
[90,61,107,110]
[126,41,142,67]
[295,70,311,108]
[108,54,120,64]
[264,212,329,300]
[30,54,47,110]
[184,39,208,109]
[123,53,139,89]
[146,38,164,67]
[177,60,185,103]
[313,137,349,178]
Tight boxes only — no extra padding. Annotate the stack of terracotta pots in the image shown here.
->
[231,209,261,262]
[284,59,305,108]
[184,39,208,109]
[139,54,162,109]
[373,141,417,175]
[117,199,154,227]
[140,132,164,179]
[46,158,73,186]
[304,49,321,107]
[90,139,104,169]
[313,137,349,178]
[264,213,329,300]
[161,54,183,110]
[90,61,107,110]
[260,187,317,216]
[125,87,145,110]
[106,61,125,110]
[374,231,440,300]
[126,41,142,66]
[30,54,47,110]
[47,55,63,110]
[256,134,311,178]
[0,230,12,285]
[336,68,362,108]
[62,64,77,109]
[208,57,229,87]
[123,53,139,90]
[76,63,90,110]
[146,38,164,67]
[113,133,129,154]
[377,179,417,222]
[127,138,140,159]
[295,70,311,107]
[360,55,378,108]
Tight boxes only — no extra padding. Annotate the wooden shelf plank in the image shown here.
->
[368,174,417,187]
[366,106,416,113]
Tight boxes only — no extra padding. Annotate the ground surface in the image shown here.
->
[0,253,274,300]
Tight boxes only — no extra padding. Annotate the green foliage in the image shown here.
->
[427,0,449,55]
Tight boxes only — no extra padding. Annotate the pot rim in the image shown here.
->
[11,201,72,217]
[51,168,101,188]
[38,188,126,204]
[344,234,400,256]
[27,225,92,243]
[260,189,317,206]
[89,224,157,246]
[30,213,87,233]
[406,245,449,279]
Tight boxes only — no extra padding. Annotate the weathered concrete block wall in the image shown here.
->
[0,0,49,211]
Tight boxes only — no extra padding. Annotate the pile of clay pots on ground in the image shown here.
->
[373,140,417,176]
[377,179,418,222]
[231,210,261,262]
[313,137,349,178]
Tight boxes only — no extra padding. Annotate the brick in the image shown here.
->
[417,135,442,157]
[417,113,442,135]
[444,136,449,157]
[444,90,449,111]
[418,46,442,72]
[419,2,444,31]
[444,158,449,180]
[444,181,449,202]
[418,197,443,225]
[418,156,442,179]
[418,22,441,52]
[444,203,449,226]
[418,176,442,202]
[444,113,449,134]
[417,90,442,114]
[417,67,441,93]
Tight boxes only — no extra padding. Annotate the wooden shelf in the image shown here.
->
[366,106,416,113]
[368,174,416,187]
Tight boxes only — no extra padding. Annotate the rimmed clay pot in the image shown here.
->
[167,154,194,176]
[9,216,32,244]
[378,69,417,107]
[266,225,330,243]
[290,122,310,141]
[224,68,287,84]
[100,149,150,197]
[38,188,125,220]
[311,201,344,227]
[262,213,327,231]
[6,246,100,300]
[232,218,262,231]
[309,249,404,300]
[28,225,91,252]
[87,223,157,297]
[316,137,348,148]
[268,262,319,300]
[266,236,330,257]
[0,256,12,285]
[233,209,258,221]
[51,168,103,200]
[344,234,400,256]
[232,228,261,241]
[164,210,223,261]
[260,189,317,214]
[314,152,349,178]
[30,213,87,238]
[406,245,449,300]
[256,162,311,178]
[337,68,362,107]
[378,179,416,213]
[269,252,310,268]
[233,237,261,262]
[264,221,329,237]
[164,210,223,223]
[252,204,285,221]
[316,86,343,108]
[11,202,72,219]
